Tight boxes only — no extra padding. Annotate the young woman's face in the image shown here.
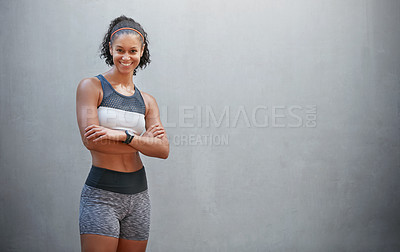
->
[109,33,144,74]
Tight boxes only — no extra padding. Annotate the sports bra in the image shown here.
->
[96,74,146,135]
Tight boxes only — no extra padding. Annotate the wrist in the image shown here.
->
[118,130,126,142]
[123,130,135,144]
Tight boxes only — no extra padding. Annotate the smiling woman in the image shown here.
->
[75,15,169,252]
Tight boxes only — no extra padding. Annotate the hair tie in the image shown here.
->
[110,27,144,43]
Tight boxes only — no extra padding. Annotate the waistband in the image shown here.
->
[85,165,148,194]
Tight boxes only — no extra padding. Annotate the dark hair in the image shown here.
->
[100,15,151,75]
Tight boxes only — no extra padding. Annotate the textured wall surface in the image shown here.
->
[1,0,399,251]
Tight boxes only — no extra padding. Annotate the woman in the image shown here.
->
[76,15,169,252]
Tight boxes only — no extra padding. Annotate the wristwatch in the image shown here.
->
[123,130,135,144]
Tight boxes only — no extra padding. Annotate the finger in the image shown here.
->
[85,124,98,132]
[151,124,161,130]
[153,129,165,136]
[155,127,165,133]
[147,124,158,131]
[92,131,107,141]
[84,127,101,137]
[93,133,106,142]
[150,126,163,134]
[156,133,164,139]
[86,133,96,140]
[85,129,97,139]
[87,130,105,140]
[84,128,95,137]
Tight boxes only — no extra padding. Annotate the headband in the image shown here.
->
[110,27,144,43]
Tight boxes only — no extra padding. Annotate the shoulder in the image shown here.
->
[139,91,160,116]
[140,90,157,104]
[76,77,103,105]
[77,77,101,92]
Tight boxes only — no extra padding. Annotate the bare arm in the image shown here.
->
[82,90,170,159]
[76,78,138,154]
[128,92,169,159]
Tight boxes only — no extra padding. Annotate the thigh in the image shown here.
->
[117,239,148,252]
[79,185,126,238]
[119,189,151,241]
[81,234,119,252]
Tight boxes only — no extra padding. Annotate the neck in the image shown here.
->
[107,67,135,86]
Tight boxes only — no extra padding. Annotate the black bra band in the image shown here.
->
[85,165,148,194]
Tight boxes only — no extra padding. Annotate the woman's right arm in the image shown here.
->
[76,78,138,154]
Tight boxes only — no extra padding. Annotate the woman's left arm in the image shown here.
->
[127,92,170,159]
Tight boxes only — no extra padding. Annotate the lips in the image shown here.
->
[120,62,132,66]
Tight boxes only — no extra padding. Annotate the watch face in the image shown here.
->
[127,130,135,136]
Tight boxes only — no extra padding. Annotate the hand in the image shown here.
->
[84,124,125,142]
[142,124,165,139]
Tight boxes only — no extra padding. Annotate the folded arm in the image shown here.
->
[80,86,169,159]
[76,77,138,154]
[129,92,169,159]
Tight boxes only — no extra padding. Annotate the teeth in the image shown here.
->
[121,62,131,66]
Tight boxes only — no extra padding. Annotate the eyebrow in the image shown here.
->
[115,45,138,49]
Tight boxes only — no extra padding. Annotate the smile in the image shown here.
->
[120,62,132,66]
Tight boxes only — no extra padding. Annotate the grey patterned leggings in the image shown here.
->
[79,184,151,240]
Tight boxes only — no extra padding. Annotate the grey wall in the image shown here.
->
[1,0,399,251]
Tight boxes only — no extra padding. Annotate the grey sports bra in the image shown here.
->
[96,74,146,135]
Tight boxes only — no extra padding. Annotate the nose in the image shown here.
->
[122,53,130,60]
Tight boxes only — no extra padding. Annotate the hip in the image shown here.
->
[84,165,148,194]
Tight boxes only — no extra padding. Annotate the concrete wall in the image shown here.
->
[1,0,399,251]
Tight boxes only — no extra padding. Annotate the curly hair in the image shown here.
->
[100,15,151,75]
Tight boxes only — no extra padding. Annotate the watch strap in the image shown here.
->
[123,130,134,144]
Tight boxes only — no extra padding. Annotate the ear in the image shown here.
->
[109,42,113,56]
[140,43,145,57]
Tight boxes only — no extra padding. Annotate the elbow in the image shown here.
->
[86,145,96,151]
[161,152,169,159]
[83,139,95,151]
[84,143,95,151]
[160,150,169,159]
[160,145,169,159]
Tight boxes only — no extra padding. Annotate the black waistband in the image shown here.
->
[85,165,148,194]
